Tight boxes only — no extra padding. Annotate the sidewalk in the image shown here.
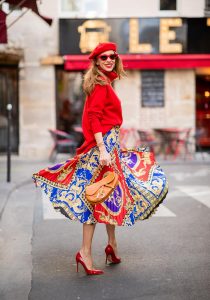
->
[0,156,48,219]
[0,153,79,218]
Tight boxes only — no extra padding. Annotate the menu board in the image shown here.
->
[141,71,164,107]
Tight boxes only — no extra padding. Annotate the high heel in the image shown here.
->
[105,244,121,264]
[75,252,104,275]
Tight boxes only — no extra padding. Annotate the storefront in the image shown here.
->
[196,71,210,148]
[56,17,210,149]
[0,1,52,157]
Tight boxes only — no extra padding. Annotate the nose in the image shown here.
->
[107,57,113,62]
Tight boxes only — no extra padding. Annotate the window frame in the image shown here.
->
[160,0,177,11]
[141,70,165,108]
[158,0,178,17]
[204,0,210,16]
[58,0,107,19]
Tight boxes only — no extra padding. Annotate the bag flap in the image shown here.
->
[85,172,116,196]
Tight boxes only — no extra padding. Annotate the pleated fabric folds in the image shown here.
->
[33,127,168,226]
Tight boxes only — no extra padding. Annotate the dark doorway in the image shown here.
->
[196,74,210,150]
[0,66,19,153]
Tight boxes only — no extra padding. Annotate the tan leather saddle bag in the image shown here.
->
[85,171,119,205]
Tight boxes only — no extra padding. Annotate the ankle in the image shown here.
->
[80,247,91,257]
[108,240,117,248]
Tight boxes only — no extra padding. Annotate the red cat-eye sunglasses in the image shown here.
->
[98,53,119,61]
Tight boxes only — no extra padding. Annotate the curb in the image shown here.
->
[0,179,31,221]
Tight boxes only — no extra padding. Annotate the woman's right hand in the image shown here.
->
[99,147,112,166]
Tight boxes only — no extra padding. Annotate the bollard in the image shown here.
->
[6,103,12,182]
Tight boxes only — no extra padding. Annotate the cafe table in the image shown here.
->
[154,128,192,160]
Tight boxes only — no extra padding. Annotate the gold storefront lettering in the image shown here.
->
[77,18,187,54]
[129,18,183,54]
[129,19,152,54]
[159,18,183,53]
[78,20,111,53]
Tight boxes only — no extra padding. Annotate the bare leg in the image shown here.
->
[80,223,96,270]
[106,224,119,256]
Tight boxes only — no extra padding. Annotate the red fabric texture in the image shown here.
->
[76,71,123,155]
[89,42,117,59]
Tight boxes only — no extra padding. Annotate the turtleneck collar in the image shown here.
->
[98,66,118,83]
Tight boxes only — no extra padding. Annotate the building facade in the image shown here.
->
[0,0,210,159]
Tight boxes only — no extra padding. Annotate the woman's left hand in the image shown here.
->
[99,147,112,166]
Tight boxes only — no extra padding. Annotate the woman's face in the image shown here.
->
[96,50,117,72]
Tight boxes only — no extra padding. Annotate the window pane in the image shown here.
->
[56,69,85,131]
[205,0,210,10]
[160,0,176,10]
[61,0,107,17]
[84,0,107,17]
[61,0,82,12]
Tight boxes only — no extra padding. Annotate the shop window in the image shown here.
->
[56,68,85,132]
[160,0,177,10]
[141,71,164,107]
[56,69,86,149]
[60,0,107,17]
[196,75,210,148]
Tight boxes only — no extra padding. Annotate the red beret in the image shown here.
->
[89,42,117,59]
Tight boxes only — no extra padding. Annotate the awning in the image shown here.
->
[0,0,52,44]
[64,54,210,70]
[0,10,7,43]
[5,0,52,25]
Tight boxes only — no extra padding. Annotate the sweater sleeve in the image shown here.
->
[87,84,107,134]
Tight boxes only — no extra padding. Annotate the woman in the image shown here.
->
[33,42,168,275]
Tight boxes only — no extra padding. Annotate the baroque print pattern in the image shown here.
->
[33,127,168,226]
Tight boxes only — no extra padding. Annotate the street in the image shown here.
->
[0,160,210,300]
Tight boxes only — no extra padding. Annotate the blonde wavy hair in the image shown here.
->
[83,55,126,95]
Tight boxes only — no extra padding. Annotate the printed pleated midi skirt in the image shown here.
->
[33,127,168,226]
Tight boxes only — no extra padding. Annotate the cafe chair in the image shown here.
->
[48,129,78,162]
[172,128,192,160]
[136,129,160,155]
[185,128,206,160]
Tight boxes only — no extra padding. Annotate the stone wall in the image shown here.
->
[116,69,195,131]
[107,0,205,17]
[7,1,59,159]
[19,65,56,158]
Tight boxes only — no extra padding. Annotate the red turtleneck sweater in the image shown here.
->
[76,71,123,154]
